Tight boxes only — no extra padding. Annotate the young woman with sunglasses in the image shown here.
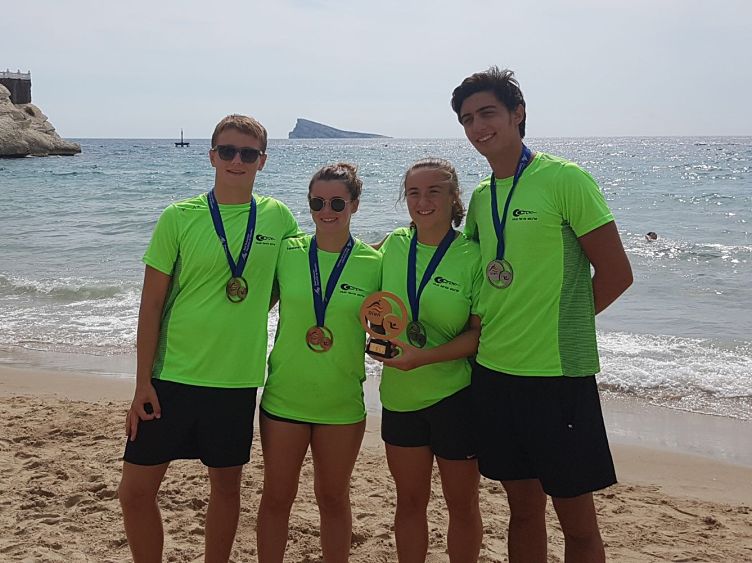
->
[257,163,381,563]
[373,158,483,562]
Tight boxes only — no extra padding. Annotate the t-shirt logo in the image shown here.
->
[433,276,460,293]
[255,234,277,246]
[340,283,366,297]
[512,208,538,221]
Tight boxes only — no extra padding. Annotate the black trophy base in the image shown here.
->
[366,338,397,359]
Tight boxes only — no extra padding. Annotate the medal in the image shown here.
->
[406,320,427,348]
[226,276,248,302]
[306,325,334,352]
[307,235,355,353]
[360,291,409,359]
[406,228,455,348]
[487,145,532,288]
[207,190,257,303]
[486,259,513,289]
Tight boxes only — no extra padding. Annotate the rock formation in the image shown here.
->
[0,84,81,157]
[288,118,388,139]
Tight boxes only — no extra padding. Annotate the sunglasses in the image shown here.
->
[309,196,348,212]
[212,144,263,164]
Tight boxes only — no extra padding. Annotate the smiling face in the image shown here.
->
[209,128,267,191]
[458,90,525,162]
[309,179,358,237]
[404,168,455,233]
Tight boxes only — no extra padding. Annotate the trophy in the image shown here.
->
[360,291,408,359]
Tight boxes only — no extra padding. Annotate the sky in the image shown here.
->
[2,0,751,139]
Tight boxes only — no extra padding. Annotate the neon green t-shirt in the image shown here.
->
[379,227,482,412]
[262,235,382,424]
[464,152,614,377]
[143,192,300,388]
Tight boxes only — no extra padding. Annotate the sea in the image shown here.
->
[1,137,750,423]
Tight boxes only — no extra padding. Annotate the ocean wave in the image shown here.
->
[598,331,752,419]
[0,274,138,302]
[623,236,752,262]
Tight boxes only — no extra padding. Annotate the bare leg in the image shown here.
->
[436,457,482,563]
[502,479,548,563]
[310,420,366,563]
[256,414,311,563]
[385,444,434,563]
[118,461,170,563]
[205,465,243,563]
[552,493,605,563]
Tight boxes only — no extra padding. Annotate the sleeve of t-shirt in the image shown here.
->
[378,231,393,256]
[271,237,290,307]
[463,190,480,242]
[278,201,303,239]
[469,248,483,316]
[375,250,384,290]
[556,163,615,237]
[142,205,180,275]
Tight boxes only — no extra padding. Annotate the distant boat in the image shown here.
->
[174,129,189,147]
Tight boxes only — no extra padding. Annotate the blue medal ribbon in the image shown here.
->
[490,144,532,260]
[407,228,455,323]
[207,189,257,279]
[309,235,355,327]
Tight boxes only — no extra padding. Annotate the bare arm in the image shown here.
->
[269,278,280,311]
[370,235,388,251]
[379,314,481,372]
[578,221,633,314]
[126,265,171,440]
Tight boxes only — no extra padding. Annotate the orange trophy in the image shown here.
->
[360,291,408,359]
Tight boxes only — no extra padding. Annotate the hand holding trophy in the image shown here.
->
[360,291,408,359]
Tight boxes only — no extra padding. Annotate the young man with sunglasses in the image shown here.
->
[118,114,299,562]
[452,68,632,563]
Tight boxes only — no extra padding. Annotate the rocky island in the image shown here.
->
[288,118,388,139]
[0,71,81,157]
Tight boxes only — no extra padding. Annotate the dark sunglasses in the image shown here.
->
[213,144,263,164]
[309,196,348,212]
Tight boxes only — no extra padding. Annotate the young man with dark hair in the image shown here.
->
[452,67,633,563]
[118,114,299,562]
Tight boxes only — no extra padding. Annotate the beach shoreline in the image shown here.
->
[2,359,750,468]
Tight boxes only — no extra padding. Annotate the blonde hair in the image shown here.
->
[211,114,268,152]
[401,158,465,227]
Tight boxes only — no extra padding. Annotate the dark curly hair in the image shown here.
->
[450,66,526,138]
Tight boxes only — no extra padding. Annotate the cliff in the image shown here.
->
[288,118,388,139]
[0,84,81,157]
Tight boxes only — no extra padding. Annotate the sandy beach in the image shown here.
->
[1,365,751,562]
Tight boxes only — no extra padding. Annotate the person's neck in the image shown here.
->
[416,223,453,246]
[316,229,351,252]
[488,139,525,179]
[213,183,253,204]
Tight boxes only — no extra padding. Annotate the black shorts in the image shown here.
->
[381,386,476,461]
[472,362,616,498]
[123,379,258,468]
[259,407,308,425]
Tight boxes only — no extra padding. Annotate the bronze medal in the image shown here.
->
[486,259,513,289]
[306,325,334,353]
[226,276,249,302]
